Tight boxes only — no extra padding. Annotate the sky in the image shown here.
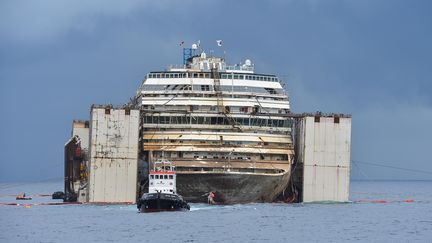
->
[1,0,431,182]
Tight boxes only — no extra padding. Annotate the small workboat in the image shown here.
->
[137,160,190,213]
[16,194,32,200]
[52,191,65,200]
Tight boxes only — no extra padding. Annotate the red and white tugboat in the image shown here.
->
[138,160,190,213]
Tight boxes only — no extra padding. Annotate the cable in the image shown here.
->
[352,160,432,176]
[352,160,373,181]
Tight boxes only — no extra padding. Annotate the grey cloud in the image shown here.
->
[1,0,431,182]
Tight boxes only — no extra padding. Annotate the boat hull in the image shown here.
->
[176,171,291,204]
[16,197,32,200]
[138,193,190,213]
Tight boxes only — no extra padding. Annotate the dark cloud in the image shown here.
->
[1,0,431,182]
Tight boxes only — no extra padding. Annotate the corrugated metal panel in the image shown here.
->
[72,123,89,150]
[299,116,351,202]
[88,108,139,203]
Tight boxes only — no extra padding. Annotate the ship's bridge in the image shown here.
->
[168,52,254,74]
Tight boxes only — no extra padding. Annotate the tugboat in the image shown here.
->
[137,160,190,213]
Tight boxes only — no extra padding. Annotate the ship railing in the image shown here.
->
[167,64,186,70]
[225,65,254,72]
[139,89,288,98]
[153,159,175,172]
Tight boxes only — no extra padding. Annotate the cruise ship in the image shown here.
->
[133,48,294,203]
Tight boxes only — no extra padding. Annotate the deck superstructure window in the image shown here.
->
[169,175,173,179]
[142,114,291,128]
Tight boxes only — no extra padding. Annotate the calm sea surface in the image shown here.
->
[1,181,431,242]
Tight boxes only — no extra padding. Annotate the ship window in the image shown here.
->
[164,175,168,179]
[239,75,244,79]
[155,175,159,179]
[150,175,154,179]
[169,175,173,179]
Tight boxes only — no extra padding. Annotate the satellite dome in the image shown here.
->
[192,44,198,50]
[200,52,207,59]
[245,59,252,66]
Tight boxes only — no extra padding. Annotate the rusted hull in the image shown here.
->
[176,171,291,204]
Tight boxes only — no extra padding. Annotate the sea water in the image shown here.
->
[1,181,431,242]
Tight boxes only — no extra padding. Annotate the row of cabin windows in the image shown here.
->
[147,73,278,82]
[144,105,286,114]
[142,84,283,95]
[153,152,289,161]
[143,115,292,127]
[150,174,174,180]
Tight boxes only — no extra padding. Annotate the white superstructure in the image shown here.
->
[134,50,294,203]
[148,160,177,194]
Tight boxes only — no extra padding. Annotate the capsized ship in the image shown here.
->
[133,49,294,204]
